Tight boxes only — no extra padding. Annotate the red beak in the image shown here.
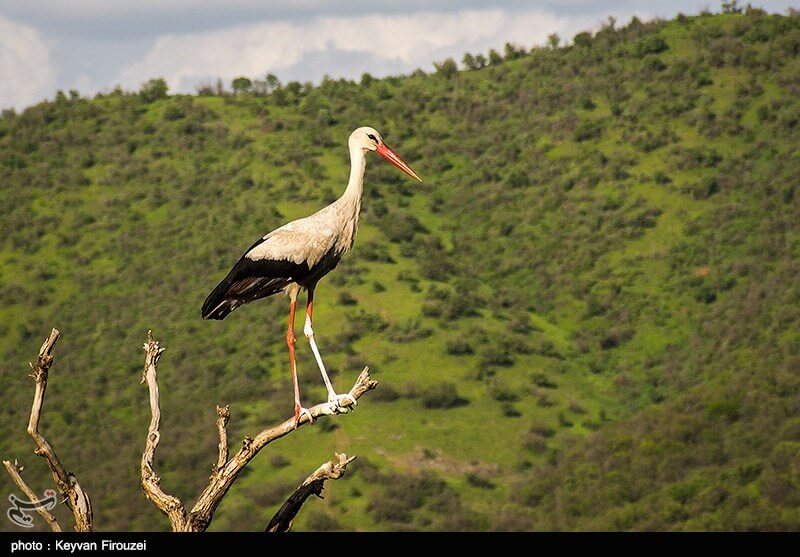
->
[376,143,422,182]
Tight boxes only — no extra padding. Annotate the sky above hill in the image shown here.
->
[0,1,796,111]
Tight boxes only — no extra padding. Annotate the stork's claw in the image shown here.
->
[328,393,357,409]
[294,405,313,428]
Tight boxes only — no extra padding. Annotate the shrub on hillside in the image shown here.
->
[445,338,474,355]
[421,382,468,409]
[385,319,432,342]
[574,120,604,141]
[632,35,669,57]
[139,78,168,103]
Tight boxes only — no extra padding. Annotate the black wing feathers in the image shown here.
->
[202,231,345,321]
[201,254,307,320]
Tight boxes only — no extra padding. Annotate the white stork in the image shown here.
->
[202,127,421,425]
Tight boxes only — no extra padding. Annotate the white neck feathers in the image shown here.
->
[339,142,366,222]
[344,143,366,201]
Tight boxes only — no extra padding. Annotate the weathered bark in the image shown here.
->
[140,331,190,530]
[266,453,356,532]
[2,329,94,531]
[5,328,376,532]
[2,459,61,532]
[214,405,230,472]
[140,331,377,532]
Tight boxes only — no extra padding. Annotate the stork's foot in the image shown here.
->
[294,404,313,428]
[327,393,357,411]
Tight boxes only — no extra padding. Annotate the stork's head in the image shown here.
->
[350,126,422,182]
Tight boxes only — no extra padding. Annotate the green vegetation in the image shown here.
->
[2,7,800,531]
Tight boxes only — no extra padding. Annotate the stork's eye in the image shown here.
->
[367,133,377,141]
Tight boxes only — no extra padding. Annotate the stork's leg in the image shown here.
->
[286,285,312,427]
[304,286,357,409]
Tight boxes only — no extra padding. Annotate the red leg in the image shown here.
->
[286,288,302,427]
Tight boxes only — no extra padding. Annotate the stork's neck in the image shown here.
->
[341,144,366,214]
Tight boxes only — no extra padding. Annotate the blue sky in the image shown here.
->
[0,1,796,111]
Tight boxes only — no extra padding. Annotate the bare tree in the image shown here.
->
[2,329,93,532]
[4,329,377,532]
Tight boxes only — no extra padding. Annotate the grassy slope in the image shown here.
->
[1,9,799,531]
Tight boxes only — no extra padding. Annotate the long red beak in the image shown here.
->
[376,143,422,182]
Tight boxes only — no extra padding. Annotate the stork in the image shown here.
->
[202,127,422,426]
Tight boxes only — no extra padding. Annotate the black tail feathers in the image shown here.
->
[201,280,237,320]
[202,255,295,320]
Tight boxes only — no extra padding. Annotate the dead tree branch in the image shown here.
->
[6,328,376,532]
[140,331,378,531]
[140,331,189,531]
[2,460,61,532]
[2,328,94,532]
[266,452,356,532]
[215,405,230,472]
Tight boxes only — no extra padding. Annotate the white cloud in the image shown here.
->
[116,8,595,93]
[0,15,56,110]
[4,0,329,19]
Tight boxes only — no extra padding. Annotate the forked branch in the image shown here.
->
[140,331,377,531]
[2,329,94,532]
[6,328,375,532]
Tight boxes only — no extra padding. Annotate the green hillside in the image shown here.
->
[2,8,800,531]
